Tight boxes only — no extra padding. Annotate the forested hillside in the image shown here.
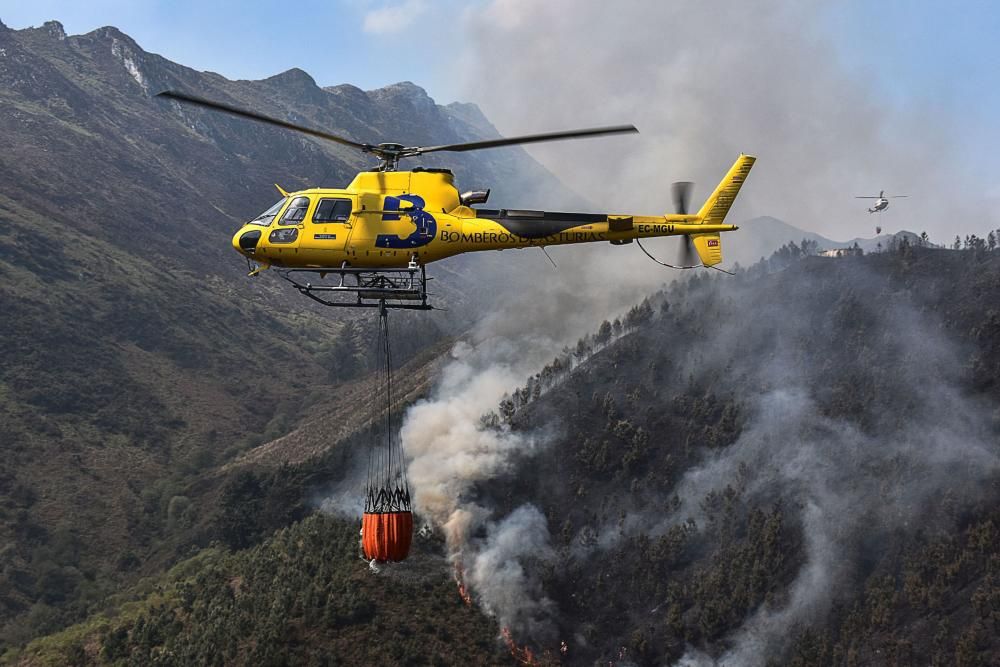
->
[485,241,1000,665]
[9,242,999,666]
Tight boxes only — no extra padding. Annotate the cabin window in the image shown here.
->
[279,196,310,225]
[248,197,287,226]
[313,198,353,223]
[269,228,298,244]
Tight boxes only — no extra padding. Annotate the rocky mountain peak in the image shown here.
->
[375,80,426,95]
[264,67,317,88]
[86,25,140,48]
[42,20,66,40]
[9,20,66,40]
[368,80,436,113]
[261,67,329,106]
[322,82,369,104]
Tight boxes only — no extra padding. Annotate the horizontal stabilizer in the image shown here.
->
[691,233,723,266]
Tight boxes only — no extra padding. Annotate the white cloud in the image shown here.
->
[362,0,428,35]
[456,0,1000,242]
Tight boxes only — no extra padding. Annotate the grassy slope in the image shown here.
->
[0,176,346,646]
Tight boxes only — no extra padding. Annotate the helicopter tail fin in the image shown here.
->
[696,154,756,225]
[688,154,755,267]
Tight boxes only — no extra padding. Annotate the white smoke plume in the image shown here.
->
[402,339,548,529]
[401,334,564,637]
[476,254,998,663]
[650,265,999,663]
[467,504,558,638]
[457,0,999,242]
[673,384,997,664]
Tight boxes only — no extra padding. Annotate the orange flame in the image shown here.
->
[454,562,562,665]
[501,627,538,666]
[453,560,472,606]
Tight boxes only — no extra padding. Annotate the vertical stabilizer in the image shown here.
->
[689,155,755,266]
[696,154,756,225]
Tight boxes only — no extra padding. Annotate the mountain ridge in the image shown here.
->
[733,215,931,266]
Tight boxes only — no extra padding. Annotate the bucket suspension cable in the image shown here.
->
[365,301,411,512]
[361,301,413,562]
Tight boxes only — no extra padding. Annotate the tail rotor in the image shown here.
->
[637,154,755,272]
[671,181,697,267]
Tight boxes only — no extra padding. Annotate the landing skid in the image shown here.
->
[277,265,433,310]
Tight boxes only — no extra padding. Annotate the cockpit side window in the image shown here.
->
[249,197,287,226]
[313,198,353,223]
[279,196,311,225]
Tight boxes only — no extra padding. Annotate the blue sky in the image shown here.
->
[3,1,998,237]
[3,1,997,139]
[0,1,471,99]
[822,1,1000,157]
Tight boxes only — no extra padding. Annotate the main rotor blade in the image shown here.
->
[416,124,639,155]
[889,195,909,198]
[855,196,880,199]
[156,90,371,151]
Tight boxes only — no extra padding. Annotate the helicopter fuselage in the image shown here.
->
[869,198,889,213]
[233,168,741,270]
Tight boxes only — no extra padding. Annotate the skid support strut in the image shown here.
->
[277,264,432,310]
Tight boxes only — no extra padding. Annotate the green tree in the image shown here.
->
[595,320,613,346]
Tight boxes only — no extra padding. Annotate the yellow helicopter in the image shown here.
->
[158,91,755,309]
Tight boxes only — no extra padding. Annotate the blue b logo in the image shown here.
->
[376,194,437,249]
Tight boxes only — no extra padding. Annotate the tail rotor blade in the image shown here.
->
[672,182,696,265]
[677,235,696,266]
[671,181,694,215]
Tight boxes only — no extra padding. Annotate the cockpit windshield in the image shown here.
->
[248,198,287,226]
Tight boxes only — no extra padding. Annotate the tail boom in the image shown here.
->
[445,155,754,267]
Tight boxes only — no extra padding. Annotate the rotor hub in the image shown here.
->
[370,143,415,171]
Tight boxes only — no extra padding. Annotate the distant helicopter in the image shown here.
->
[856,190,907,214]
[157,91,755,309]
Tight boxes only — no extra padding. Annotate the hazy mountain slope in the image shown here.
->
[729,216,931,266]
[726,216,836,265]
